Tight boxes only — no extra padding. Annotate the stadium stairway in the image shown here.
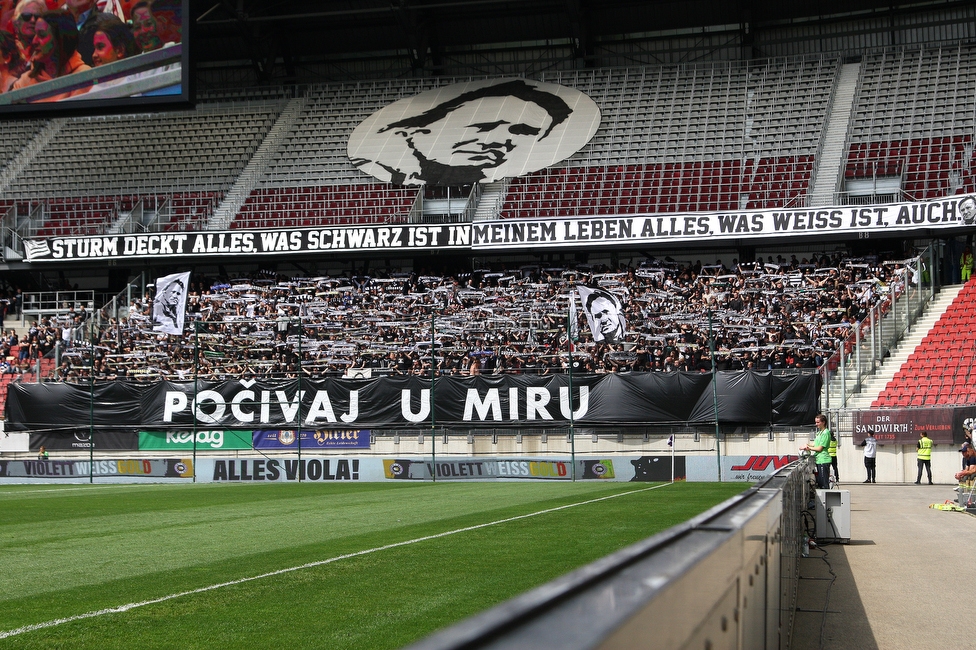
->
[474,180,508,220]
[211,96,308,230]
[831,282,965,410]
[809,61,860,205]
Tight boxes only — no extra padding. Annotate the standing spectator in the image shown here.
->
[858,430,877,483]
[915,430,933,485]
[803,413,833,489]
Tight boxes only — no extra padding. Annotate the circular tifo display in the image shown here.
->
[347,78,601,186]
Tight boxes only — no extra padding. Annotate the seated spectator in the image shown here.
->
[12,9,91,100]
[956,447,976,485]
[10,0,45,63]
[130,0,162,52]
[0,30,25,91]
[89,13,137,67]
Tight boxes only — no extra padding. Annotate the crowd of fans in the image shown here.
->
[0,0,180,97]
[18,250,922,384]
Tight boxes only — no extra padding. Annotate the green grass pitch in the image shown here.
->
[0,480,748,649]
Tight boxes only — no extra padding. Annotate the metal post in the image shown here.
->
[297,316,303,481]
[567,307,576,482]
[840,341,847,408]
[430,311,436,481]
[193,321,199,482]
[708,309,721,481]
[869,308,876,373]
[855,323,861,393]
[89,324,94,484]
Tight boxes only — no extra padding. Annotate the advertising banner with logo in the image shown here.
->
[252,429,371,449]
[685,455,799,482]
[0,458,193,481]
[199,457,367,482]
[30,430,138,451]
[383,457,581,481]
[138,430,253,451]
[851,406,976,445]
[0,454,773,484]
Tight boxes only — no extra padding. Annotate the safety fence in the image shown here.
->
[401,459,813,650]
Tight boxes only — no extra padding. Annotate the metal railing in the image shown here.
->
[403,460,811,650]
[819,244,938,409]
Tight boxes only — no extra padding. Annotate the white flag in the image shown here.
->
[576,286,626,344]
[569,289,579,348]
[152,271,191,335]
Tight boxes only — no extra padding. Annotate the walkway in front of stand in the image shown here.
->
[791,483,975,650]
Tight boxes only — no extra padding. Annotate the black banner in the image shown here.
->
[4,372,818,430]
[30,430,139,451]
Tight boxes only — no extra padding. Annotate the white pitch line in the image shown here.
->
[0,482,673,640]
[0,485,137,496]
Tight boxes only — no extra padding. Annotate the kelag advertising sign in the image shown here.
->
[139,431,253,451]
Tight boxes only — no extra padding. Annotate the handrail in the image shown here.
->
[819,243,937,409]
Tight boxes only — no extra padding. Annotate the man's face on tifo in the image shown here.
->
[161,284,182,306]
[960,198,976,222]
[405,97,551,171]
[590,297,620,338]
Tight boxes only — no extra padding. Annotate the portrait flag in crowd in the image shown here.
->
[151,271,191,335]
[576,285,627,344]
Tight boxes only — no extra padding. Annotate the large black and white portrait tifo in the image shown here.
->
[347,78,601,186]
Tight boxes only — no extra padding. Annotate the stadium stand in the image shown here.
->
[1,102,285,234]
[18,252,915,388]
[226,57,838,227]
[846,43,976,200]
[872,278,976,408]
[4,45,974,235]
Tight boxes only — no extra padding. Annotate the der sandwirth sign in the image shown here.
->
[347,78,602,186]
[4,372,819,429]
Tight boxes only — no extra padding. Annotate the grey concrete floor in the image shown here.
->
[790,482,975,650]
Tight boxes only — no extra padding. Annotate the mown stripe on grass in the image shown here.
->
[0,482,671,640]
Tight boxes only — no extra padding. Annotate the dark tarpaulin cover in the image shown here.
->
[4,371,819,430]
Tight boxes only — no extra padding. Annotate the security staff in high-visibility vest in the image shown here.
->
[961,247,974,282]
[828,431,839,483]
[915,430,933,485]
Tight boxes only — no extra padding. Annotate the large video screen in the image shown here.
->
[0,0,189,115]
